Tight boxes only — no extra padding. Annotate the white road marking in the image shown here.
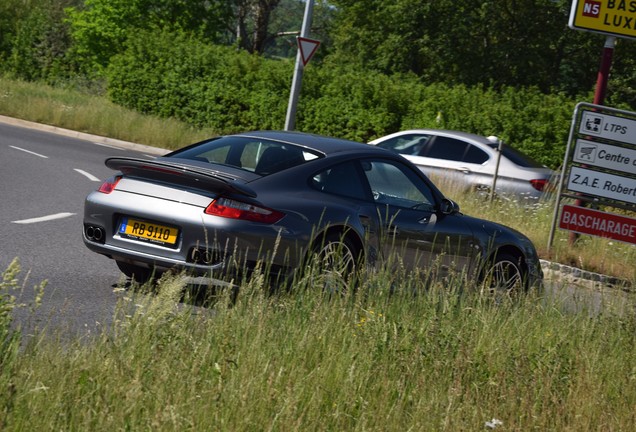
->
[143,154,157,159]
[12,212,76,224]
[74,168,100,182]
[9,145,49,158]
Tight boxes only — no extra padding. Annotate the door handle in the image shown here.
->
[385,225,399,236]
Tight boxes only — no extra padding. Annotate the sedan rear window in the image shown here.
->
[375,134,431,155]
[167,136,322,175]
[488,144,545,168]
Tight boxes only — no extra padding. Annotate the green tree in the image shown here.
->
[326,0,633,102]
[7,0,76,82]
[0,0,52,66]
[234,0,282,53]
[327,0,432,75]
[65,0,232,76]
[262,0,334,59]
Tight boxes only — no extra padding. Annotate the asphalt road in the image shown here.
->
[0,120,168,337]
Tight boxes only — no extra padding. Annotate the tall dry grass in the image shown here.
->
[1,259,635,431]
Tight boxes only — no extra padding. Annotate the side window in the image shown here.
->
[311,161,369,201]
[375,134,431,156]
[423,137,469,161]
[463,144,489,164]
[363,160,436,210]
[249,143,310,175]
[244,142,281,172]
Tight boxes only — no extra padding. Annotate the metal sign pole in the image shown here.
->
[593,36,616,105]
[284,0,314,131]
[548,105,581,249]
[568,36,616,245]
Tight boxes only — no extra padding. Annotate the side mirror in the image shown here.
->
[439,198,460,215]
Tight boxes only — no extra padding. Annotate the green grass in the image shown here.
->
[2,259,635,431]
[1,75,634,284]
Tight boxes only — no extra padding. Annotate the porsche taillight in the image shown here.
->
[205,197,284,224]
[98,176,122,194]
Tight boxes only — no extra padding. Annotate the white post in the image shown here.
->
[284,0,314,131]
[489,139,503,203]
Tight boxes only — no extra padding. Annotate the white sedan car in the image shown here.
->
[369,129,556,202]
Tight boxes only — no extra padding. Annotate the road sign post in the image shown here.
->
[284,1,319,131]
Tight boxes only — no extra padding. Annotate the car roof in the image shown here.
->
[370,129,499,146]
[234,130,380,155]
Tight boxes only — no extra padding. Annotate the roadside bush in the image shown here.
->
[64,0,231,78]
[297,68,418,142]
[106,30,576,168]
[401,84,575,169]
[1,0,74,84]
[298,75,574,168]
[107,30,292,133]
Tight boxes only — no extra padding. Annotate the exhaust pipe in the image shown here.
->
[191,248,201,263]
[189,247,219,265]
[202,250,213,264]
[85,225,105,243]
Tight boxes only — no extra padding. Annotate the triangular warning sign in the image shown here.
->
[298,37,320,66]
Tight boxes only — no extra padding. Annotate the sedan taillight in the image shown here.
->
[205,197,284,224]
[529,179,548,192]
[98,176,122,194]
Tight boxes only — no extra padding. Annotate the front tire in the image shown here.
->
[481,252,527,296]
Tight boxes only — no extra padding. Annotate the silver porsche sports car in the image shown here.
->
[83,131,542,292]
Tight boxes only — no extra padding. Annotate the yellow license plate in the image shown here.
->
[118,217,179,246]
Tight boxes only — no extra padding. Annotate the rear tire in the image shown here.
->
[116,261,154,285]
[305,233,360,295]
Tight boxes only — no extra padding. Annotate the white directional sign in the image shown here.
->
[567,165,636,205]
[573,139,636,174]
[579,110,636,145]
[549,103,636,248]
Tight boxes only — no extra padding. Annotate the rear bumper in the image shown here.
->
[83,190,307,278]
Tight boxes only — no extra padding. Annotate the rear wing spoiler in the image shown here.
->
[105,157,257,198]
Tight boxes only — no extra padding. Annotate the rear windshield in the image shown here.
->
[487,143,545,168]
[167,136,322,175]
